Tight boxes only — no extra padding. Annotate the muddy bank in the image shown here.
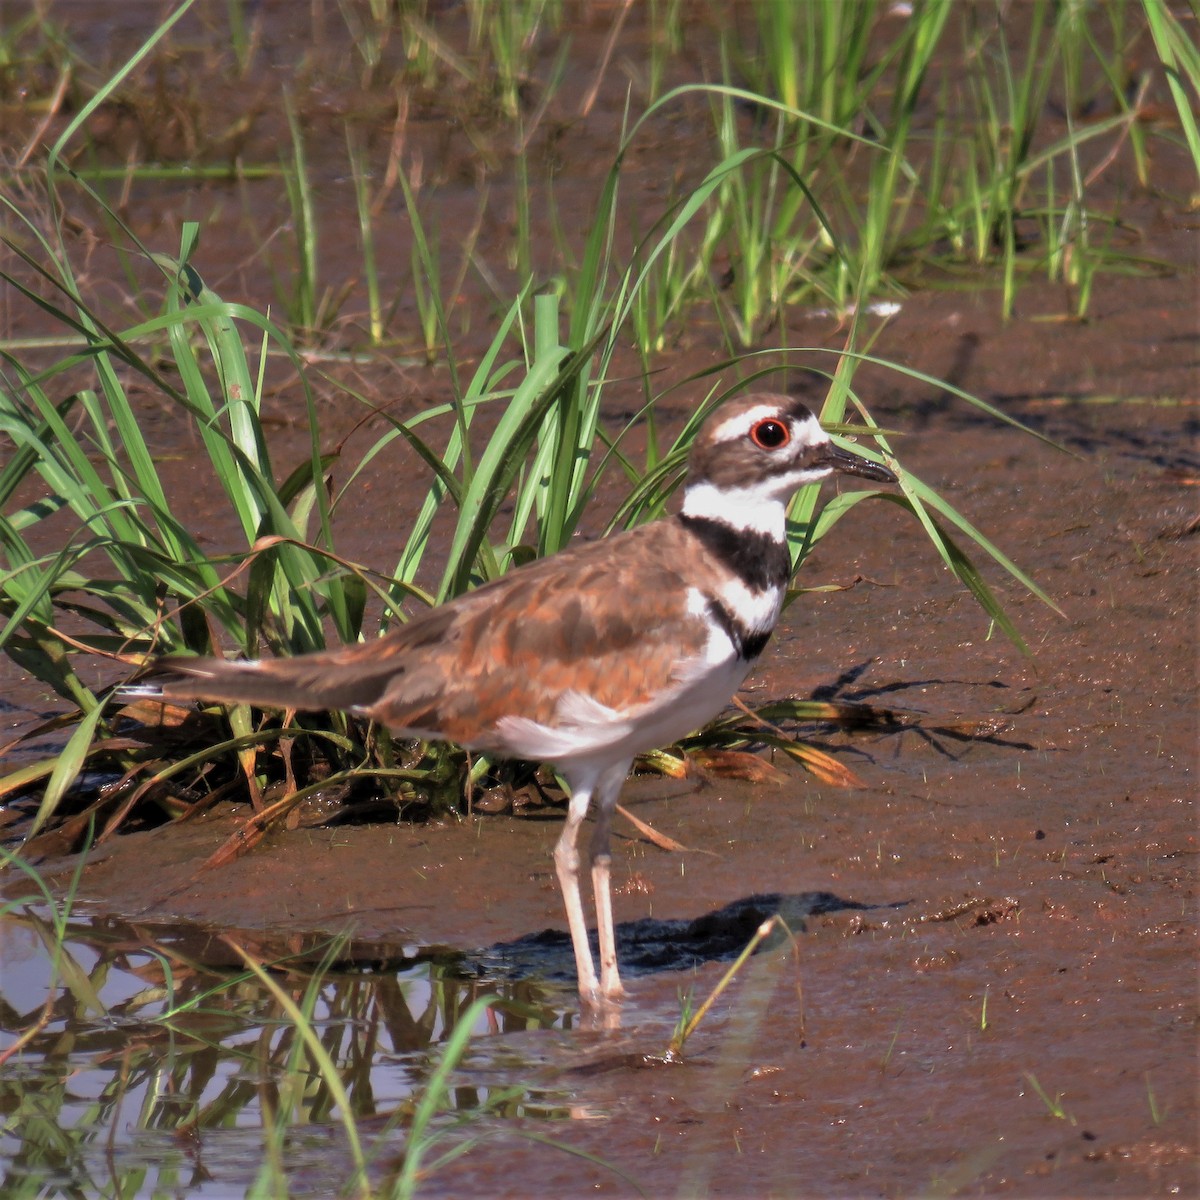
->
[2,1,1197,1194]
[26,386,1196,1196]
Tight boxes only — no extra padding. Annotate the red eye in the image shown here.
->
[750,417,790,449]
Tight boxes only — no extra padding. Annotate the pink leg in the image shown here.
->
[553,784,600,1003]
[591,852,624,1000]
[589,758,632,1001]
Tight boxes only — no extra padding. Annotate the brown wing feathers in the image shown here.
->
[367,533,701,738]
[151,522,702,739]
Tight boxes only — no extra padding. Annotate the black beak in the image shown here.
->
[821,442,898,484]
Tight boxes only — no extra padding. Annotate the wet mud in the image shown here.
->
[2,4,1197,1197]
[13,388,1196,1197]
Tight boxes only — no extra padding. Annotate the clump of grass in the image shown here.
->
[0,2,1094,851]
[1,3,1190,1189]
[645,0,1192,345]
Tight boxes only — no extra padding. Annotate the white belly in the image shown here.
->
[492,643,751,768]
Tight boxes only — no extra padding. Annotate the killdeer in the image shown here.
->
[144,393,896,1005]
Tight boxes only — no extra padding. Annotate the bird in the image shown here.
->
[141,393,897,1006]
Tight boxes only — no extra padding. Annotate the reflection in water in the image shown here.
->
[1,891,867,1194]
[0,910,581,1196]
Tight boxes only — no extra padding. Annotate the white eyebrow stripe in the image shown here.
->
[709,404,789,442]
[709,405,828,449]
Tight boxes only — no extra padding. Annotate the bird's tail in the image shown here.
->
[123,649,397,716]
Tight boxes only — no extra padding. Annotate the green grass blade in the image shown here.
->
[30,701,107,834]
[1141,0,1200,176]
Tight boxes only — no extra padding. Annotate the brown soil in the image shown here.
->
[50,382,1198,1197]
[2,4,1197,1197]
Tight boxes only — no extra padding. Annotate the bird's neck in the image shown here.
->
[678,480,793,598]
[679,479,789,542]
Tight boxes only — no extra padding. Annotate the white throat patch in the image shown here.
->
[681,480,789,538]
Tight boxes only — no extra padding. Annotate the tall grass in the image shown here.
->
[627,0,1193,347]
[1,0,1187,841]
[0,11,1191,1200]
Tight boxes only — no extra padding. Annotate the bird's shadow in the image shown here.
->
[479,891,904,984]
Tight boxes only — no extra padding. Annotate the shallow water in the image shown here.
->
[0,906,587,1195]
